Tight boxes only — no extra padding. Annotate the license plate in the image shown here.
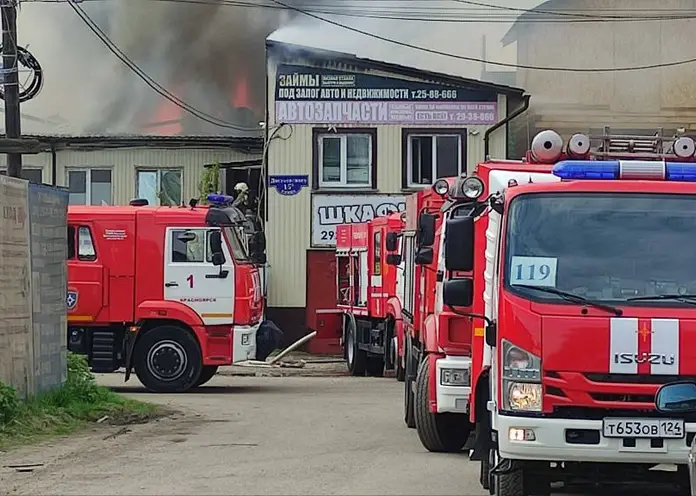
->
[602,418,685,439]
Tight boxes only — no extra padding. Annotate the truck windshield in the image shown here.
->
[504,192,696,306]
[223,226,249,262]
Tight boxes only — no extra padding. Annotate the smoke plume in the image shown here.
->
[15,0,533,136]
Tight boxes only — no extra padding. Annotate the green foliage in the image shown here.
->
[199,163,221,205]
[0,382,18,425]
[0,353,156,449]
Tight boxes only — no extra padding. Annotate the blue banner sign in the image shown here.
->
[269,175,309,196]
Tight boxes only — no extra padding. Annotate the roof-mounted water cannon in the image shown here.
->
[530,130,564,163]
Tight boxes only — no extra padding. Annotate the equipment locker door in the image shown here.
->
[163,227,235,325]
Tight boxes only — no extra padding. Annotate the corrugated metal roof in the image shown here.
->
[267,19,527,96]
[0,133,264,152]
[267,40,526,96]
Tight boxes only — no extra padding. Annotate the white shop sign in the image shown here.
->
[311,194,406,247]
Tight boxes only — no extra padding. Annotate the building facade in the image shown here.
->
[0,135,263,205]
[264,40,527,346]
[502,0,696,150]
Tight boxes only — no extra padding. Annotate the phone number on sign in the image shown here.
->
[413,111,496,122]
[410,89,458,100]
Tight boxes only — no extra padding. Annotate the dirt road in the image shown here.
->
[0,372,686,495]
[0,374,482,495]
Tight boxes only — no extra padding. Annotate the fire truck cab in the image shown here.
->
[335,212,406,379]
[435,128,696,494]
[67,194,266,393]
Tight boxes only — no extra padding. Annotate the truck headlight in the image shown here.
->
[502,340,540,381]
[501,340,542,412]
[441,368,470,387]
[505,382,542,412]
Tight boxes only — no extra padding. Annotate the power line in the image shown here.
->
[264,0,696,72]
[22,0,696,23]
[66,0,261,132]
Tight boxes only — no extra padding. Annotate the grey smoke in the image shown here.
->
[16,0,537,136]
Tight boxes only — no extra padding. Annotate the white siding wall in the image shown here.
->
[266,52,511,308]
[0,147,260,204]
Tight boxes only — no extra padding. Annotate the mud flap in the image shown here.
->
[124,329,137,383]
[256,320,284,362]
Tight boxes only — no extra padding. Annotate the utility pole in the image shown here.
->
[2,0,21,177]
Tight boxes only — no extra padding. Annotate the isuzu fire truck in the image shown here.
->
[66,194,267,393]
[334,212,407,379]
[414,128,696,494]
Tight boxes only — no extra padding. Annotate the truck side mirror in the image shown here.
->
[655,382,696,413]
[444,216,474,272]
[252,252,267,265]
[414,246,433,265]
[386,253,401,266]
[209,231,226,266]
[250,231,266,254]
[385,232,398,252]
[417,212,436,247]
[443,279,473,307]
[177,231,197,243]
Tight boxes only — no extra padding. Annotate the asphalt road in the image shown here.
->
[0,373,687,495]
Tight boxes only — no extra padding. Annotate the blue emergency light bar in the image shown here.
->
[552,160,696,182]
[207,193,235,205]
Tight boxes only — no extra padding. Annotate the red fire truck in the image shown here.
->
[404,128,696,493]
[66,194,267,393]
[335,212,407,379]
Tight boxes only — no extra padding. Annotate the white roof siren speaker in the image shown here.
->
[568,133,591,157]
[531,130,564,163]
[673,136,696,158]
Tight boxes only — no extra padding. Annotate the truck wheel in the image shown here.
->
[133,325,202,393]
[346,318,367,376]
[404,336,416,428]
[489,450,524,496]
[195,365,219,387]
[366,356,385,377]
[414,357,471,452]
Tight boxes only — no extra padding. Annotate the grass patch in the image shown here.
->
[0,354,160,450]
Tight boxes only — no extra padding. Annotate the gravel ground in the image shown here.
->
[0,361,686,496]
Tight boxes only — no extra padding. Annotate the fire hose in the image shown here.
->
[0,45,44,103]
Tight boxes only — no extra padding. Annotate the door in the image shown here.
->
[163,227,235,325]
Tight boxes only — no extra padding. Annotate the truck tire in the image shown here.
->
[366,356,385,377]
[195,365,219,387]
[133,325,202,393]
[346,317,367,376]
[414,357,470,452]
[404,335,416,428]
[489,450,524,496]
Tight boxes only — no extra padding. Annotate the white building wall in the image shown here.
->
[0,146,261,204]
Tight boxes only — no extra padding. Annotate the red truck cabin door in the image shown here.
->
[163,226,235,325]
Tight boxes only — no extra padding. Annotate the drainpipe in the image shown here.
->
[50,143,57,186]
[483,94,531,161]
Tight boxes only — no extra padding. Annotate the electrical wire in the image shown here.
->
[21,0,696,23]
[265,0,696,72]
[0,45,43,102]
[66,0,262,132]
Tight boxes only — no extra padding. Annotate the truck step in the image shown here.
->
[90,329,120,373]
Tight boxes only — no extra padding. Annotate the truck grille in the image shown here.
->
[543,371,696,422]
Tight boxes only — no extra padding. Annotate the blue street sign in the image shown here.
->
[269,175,309,196]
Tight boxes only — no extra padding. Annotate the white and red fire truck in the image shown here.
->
[397,128,696,493]
[333,212,407,379]
[67,194,268,393]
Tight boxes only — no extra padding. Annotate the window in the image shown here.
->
[373,231,382,276]
[314,129,376,189]
[171,229,206,263]
[67,225,96,261]
[137,169,182,206]
[403,130,466,188]
[0,168,43,183]
[67,169,112,205]
[223,227,249,262]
